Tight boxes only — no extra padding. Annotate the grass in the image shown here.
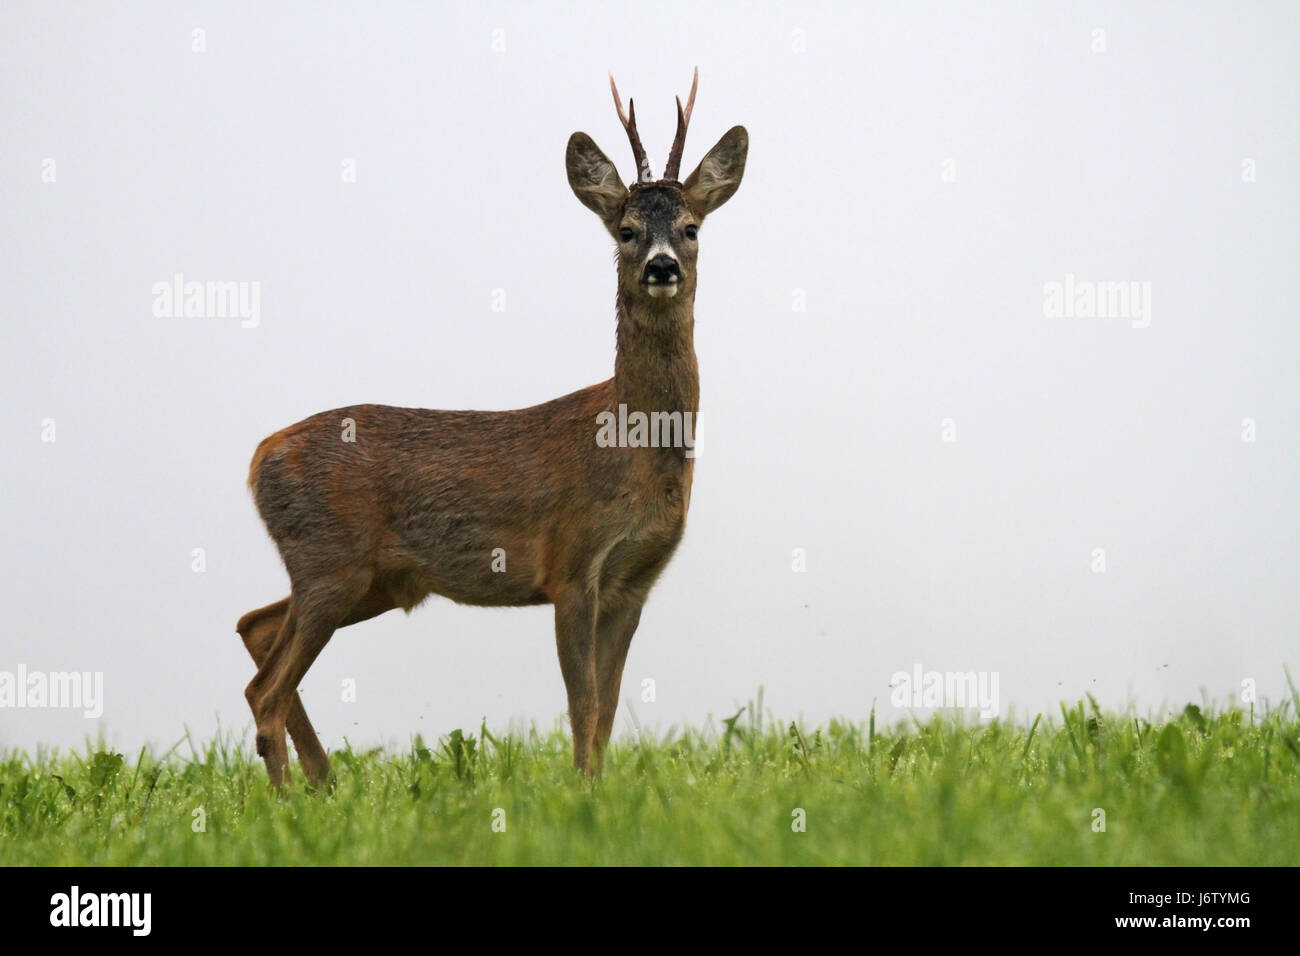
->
[1,698,1297,866]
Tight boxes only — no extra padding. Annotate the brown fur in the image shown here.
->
[238,92,747,787]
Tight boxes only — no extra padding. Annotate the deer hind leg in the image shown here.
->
[246,571,373,787]
[236,598,332,788]
[591,600,644,774]
[554,587,599,776]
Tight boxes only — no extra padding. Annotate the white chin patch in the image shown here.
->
[646,283,679,298]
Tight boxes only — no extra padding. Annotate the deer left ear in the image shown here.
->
[566,132,627,232]
[684,125,747,217]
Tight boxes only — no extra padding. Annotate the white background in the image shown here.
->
[2,1,1297,754]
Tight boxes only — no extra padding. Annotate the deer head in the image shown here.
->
[566,68,748,305]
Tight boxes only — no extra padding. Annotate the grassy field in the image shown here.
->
[1,698,1297,866]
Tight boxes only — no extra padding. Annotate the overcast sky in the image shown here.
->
[2,2,1297,756]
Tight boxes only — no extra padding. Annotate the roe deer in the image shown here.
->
[237,69,747,786]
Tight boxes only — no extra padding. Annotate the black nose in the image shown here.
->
[643,254,681,284]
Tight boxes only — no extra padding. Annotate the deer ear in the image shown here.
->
[684,125,748,217]
[566,133,626,230]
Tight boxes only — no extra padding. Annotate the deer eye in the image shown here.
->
[619,227,635,242]
[684,224,698,240]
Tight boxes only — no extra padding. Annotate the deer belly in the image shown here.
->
[384,530,549,609]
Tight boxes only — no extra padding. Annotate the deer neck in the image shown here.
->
[613,290,699,416]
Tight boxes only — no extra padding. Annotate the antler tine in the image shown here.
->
[608,72,630,127]
[609,72,652,183]
[663,66,699,182]
[681,64,698,127]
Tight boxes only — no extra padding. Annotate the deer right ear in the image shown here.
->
[566,133,627,231]
[684,125,748,217]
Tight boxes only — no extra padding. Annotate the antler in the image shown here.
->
[609,73,653,183]
[662,66,699,182]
